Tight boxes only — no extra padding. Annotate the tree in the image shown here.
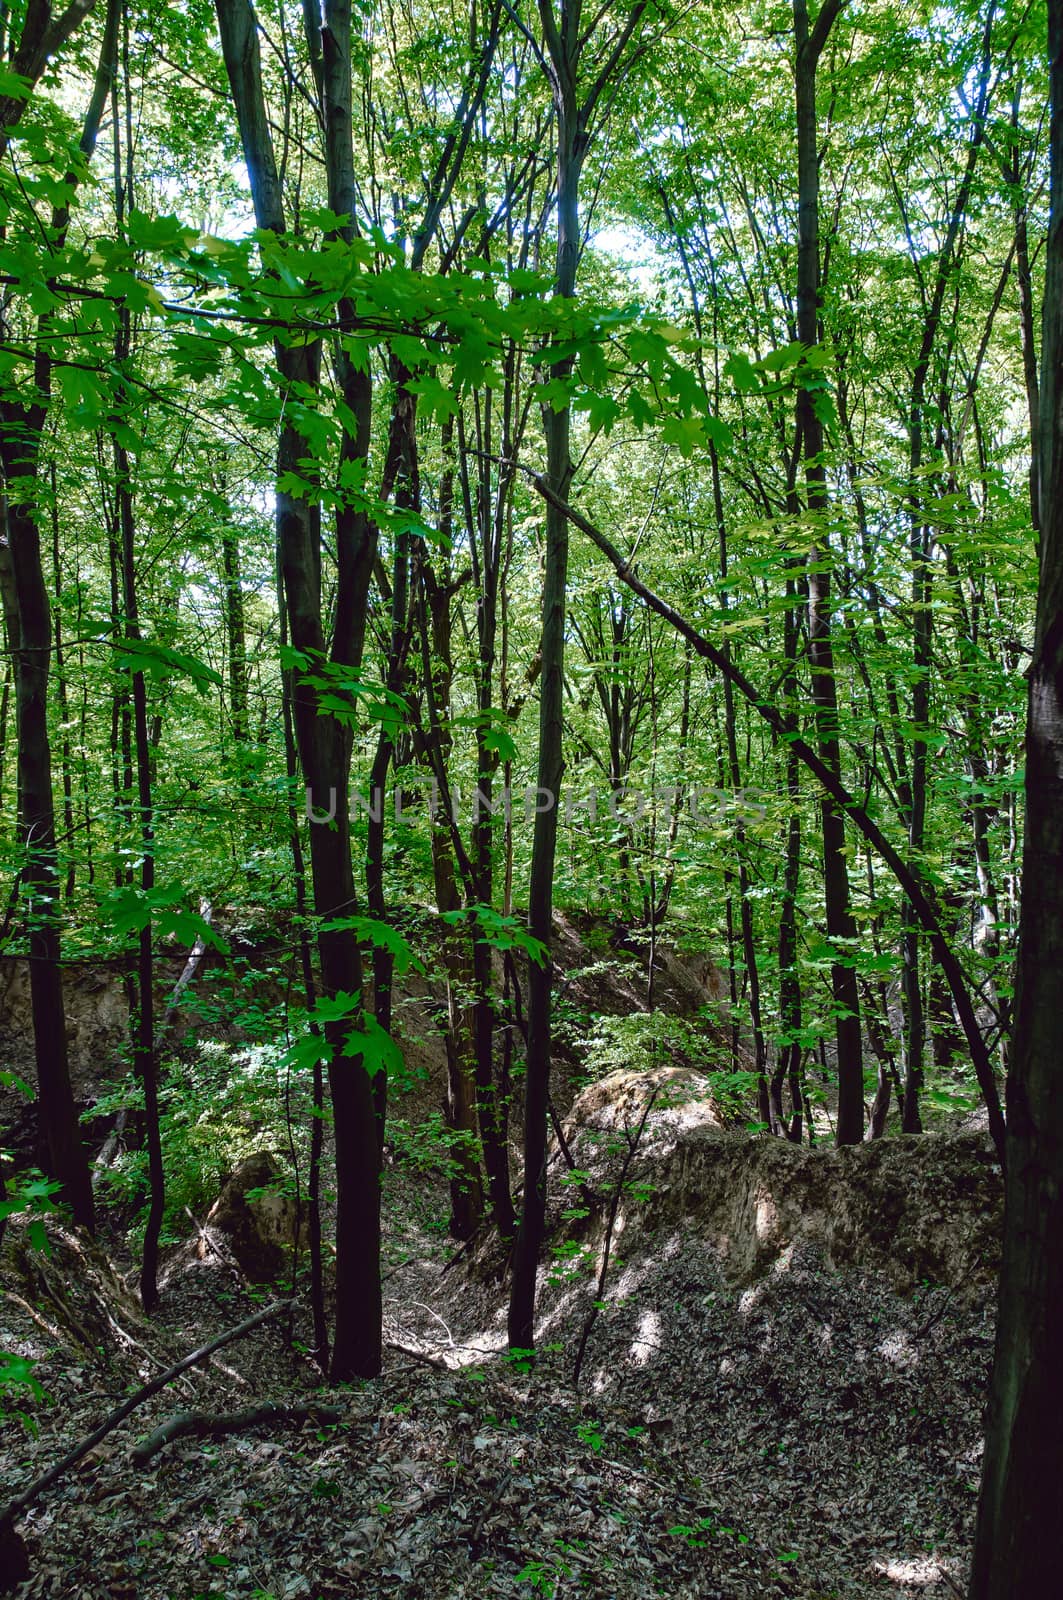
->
[214,0,382,1382]
[793,0,865,1145]
[0,0,115,1234]
[968,0,1063,1591]
[508,0,658,1356]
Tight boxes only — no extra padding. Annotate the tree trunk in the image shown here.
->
[220,513,249,746]
[968,2,1063,1590]
[215,0,381,1381]
[794,0,863,1145]
[771,570,804,1140]
[0,466,93,1232]
[509,8,583,1352]
[108,30,163,1305]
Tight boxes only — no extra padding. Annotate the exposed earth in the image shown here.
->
[1,1077,999,1599]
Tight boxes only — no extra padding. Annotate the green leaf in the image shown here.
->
[312,990,363,1025]
[723,351,759,392]
[112,639,223,692]
[440,906,548,964]
[104,888,228,953]
[26,1219,50,1256]
[281,1029,331,1075]
[482,728,517,762]
[317,916,425,975]
[341,1014,404,1080]
[759,341,805,373]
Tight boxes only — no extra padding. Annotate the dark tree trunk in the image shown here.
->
[1008,88,1041,543]
[771,570,804,1140]
[419,537,486,1239]
[968,3,1063,1591]
[794,0,863,1145]
[508,4,583,1352]
[216,0,381,1382]
[108,31,162,1306]
[279,581,329,1373]
[220,515,249,746]
[0,464,93,1232]
[48,468,75,897]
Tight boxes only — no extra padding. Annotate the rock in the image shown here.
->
[203,1153,297,1282]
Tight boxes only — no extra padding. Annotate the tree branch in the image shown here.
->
[523,470,1007,1165]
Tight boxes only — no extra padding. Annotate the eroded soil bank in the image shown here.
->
[1,1079,1000,1600]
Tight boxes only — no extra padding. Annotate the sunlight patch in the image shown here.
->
[878,1330,918,1369]
[630,1308,661,1365]
[755,1188,779,1242]
[872,1554,957,1587]
[738,1284,763,1319]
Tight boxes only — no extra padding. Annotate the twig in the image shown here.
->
[913,1285,956,1343]
[548,1091,600,1211]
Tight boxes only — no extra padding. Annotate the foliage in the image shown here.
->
[97,1043,303,1242]
[581,1011,729,1083]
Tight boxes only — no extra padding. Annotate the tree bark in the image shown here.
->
[968,2,1063,1591]
[0,458,93,1232]
[215,0,381,1381]
[508,0,582,1353]
[794,0,863,1144]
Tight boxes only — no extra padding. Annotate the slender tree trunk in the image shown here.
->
[48,466,75,897]
[771,569,804,1140]
[279,583,328,1373]
[420,547,485,1238]
[0,459,93,1231]
[458,400,519,1241]
[220,511,249,746]
[794,0,863,1145]
[509,8,583,1352]
[117,453,161,1308]
[109,32,162,1306]
[1009,88,1041,543]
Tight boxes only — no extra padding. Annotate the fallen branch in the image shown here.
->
[130,1398,345,1466]
[384,1340,449,1370]
[0,1298,293,1593]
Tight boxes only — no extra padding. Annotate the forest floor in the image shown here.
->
[1,927,1000,1598]
[2,1123,997,1600]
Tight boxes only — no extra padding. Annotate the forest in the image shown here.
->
[0,0,1060,1594]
